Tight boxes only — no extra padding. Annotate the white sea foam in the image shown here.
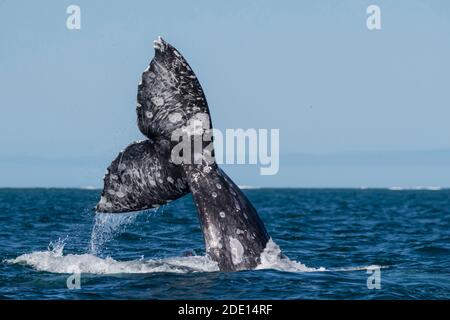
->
[330,265,387,272]
[6,238,321,274]
[388,186,442,191]
[238,185,260,190]
[6,239,219,274]
[6,238,382,275]
[80,186,99,190]
[256,239,326,272]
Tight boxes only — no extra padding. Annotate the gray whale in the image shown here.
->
[96,37,270,271]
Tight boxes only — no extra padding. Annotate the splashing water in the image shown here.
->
[7,245,219,274]
[7,238,309,274]
[48,237,68,257]
[5,205,382,275]
[89,212,141,254]
[6,232,388,275]
[6,205,381,275]
[256,239,326,272]
[7,236,386,275]
[7,216,221,274]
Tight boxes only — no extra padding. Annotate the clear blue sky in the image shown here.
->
[1,0,450,187]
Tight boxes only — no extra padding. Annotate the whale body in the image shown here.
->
[96,37,270,271]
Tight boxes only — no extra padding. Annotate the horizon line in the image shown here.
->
[0,186,448,191]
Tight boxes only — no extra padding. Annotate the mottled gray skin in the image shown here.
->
[96,37,270,271]
[186,166,270,271]
[96,140,188,213]
[137,38,211,141]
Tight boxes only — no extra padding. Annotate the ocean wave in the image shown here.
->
[79,186,100,190]
[6,240,219,274]
[329,265,387,272]
[256,239,325,272]
[5,238,389,275]
[238,185,260,190]
[388,186,442,191]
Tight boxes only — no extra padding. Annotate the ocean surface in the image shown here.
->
[0,188,449,299]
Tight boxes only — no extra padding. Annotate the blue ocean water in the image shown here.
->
[0,188,449,299]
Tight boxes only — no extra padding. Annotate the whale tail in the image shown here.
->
[96,37,270,271]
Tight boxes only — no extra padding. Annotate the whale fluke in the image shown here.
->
[96,140,188,213]
[96,37,271,271]
[137,37,211,141]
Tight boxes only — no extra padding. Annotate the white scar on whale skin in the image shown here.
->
[169,112,182,123]
[205,222,222,250]
[151,96,165,107]
[229,237,244,265]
